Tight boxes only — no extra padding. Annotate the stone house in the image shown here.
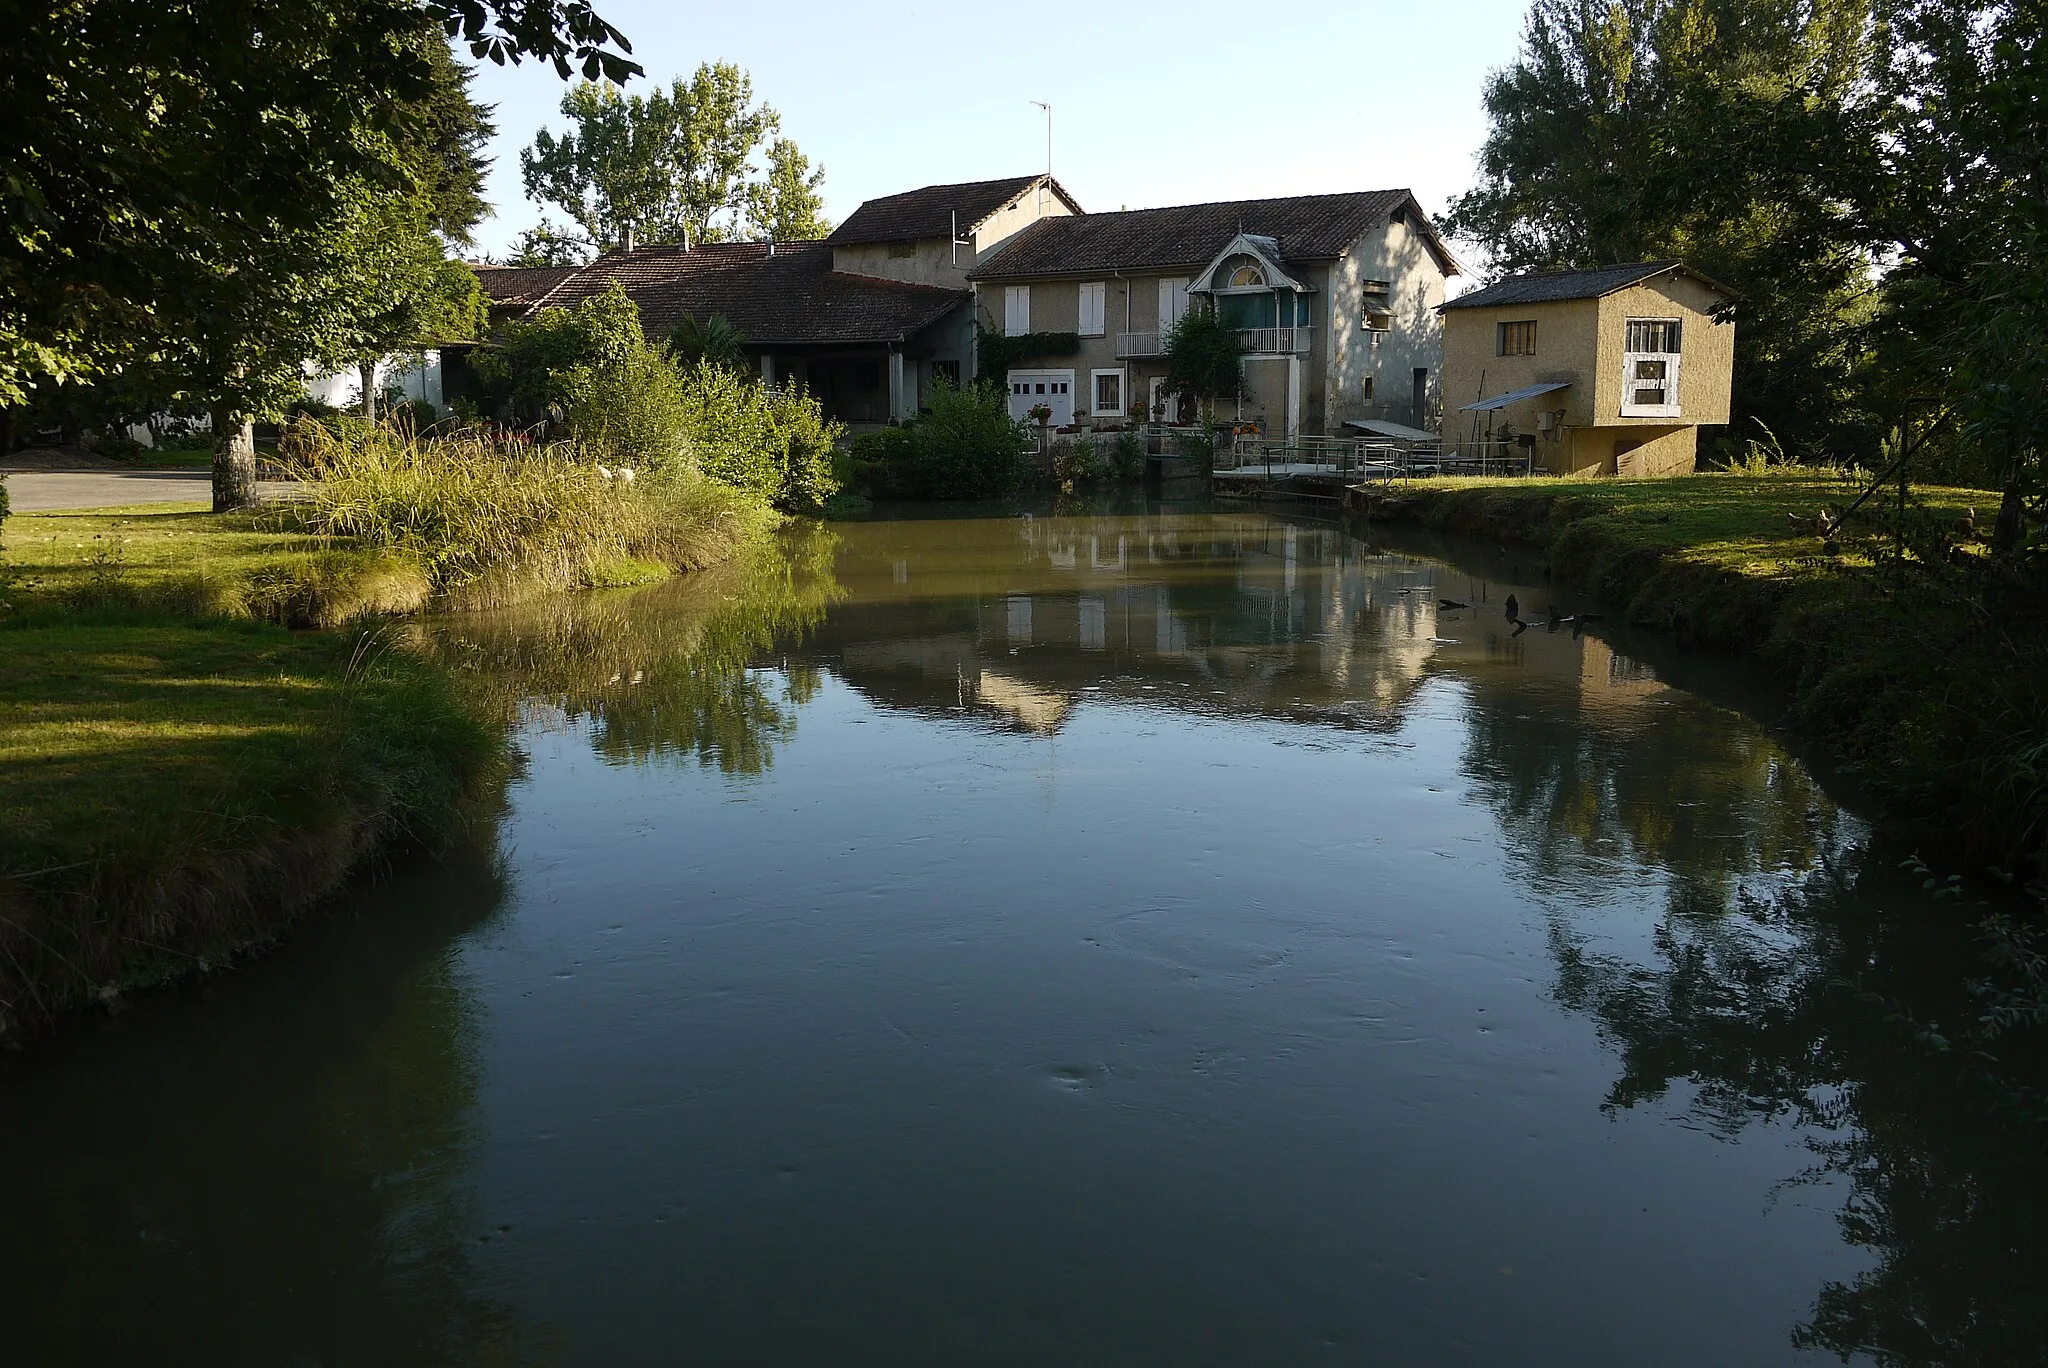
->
[1439,261,1736,476]
[964,191,1460,437]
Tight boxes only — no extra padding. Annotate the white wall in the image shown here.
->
[302,350,445,412]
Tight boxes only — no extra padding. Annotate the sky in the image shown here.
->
[463,0,1533,265]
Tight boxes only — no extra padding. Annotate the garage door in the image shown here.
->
[1006,370,1075,426]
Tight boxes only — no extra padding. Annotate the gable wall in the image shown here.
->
[1326,212,1451,430]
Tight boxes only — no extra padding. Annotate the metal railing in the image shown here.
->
[1117,331,1166,358]
[1234,326,1313,354]
[1209,435,1535,482]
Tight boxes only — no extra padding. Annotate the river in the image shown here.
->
[2,508,2042,1365]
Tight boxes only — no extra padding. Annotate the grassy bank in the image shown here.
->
[0,436,782,1040]
[0,612,507,1038]
[1366,471,2045,874]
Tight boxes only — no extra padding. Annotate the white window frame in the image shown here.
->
[1619,316,1683,417]
[1004,285,1031,337]
[1090,368,1125,418]
[1077,281,1106,337]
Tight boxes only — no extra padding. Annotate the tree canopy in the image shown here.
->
[520,64,829,251]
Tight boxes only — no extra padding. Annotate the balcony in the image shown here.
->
[1116,327,1313,359]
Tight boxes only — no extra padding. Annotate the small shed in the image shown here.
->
[1438,261,1735,476]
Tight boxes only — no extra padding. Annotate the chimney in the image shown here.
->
[623,225,634,253]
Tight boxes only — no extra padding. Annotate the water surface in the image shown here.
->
[3,510,2042,1365]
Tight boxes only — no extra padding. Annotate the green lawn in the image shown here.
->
[4,503,429,626]
[1402,470,1987,581]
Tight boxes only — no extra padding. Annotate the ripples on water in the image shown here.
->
[1,510,2041,1366]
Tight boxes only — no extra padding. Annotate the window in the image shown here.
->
[1005,285,1031,337]
[1620,317,1683,416]
[1364,306,1392,332]
[1092,369,1123,416]
[1360,375,1375,403]
[1228,262,1266,287]
[932,359,961,388]
[1497,320,1537,355]
[1077,282,1106,337]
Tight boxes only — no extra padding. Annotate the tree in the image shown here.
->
[668,315,749,373]
[519,63,823,250]
[1164,305,1245,417]
[1871,0,2048,550]
[1443,0,1888,463]
[2,0,638,509]
[477,281,645,417]
[507,221,594,267]
[746,139,831,242]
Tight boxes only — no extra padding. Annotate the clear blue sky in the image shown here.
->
[464,0,1532,263]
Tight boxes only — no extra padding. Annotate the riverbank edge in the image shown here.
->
[1357,480,2044,878]
[0,500,777,1045]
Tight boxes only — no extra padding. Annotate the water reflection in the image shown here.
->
[421,525,842,775]
[0,848,559,1364]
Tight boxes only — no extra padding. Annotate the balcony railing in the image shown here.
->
[1116,327,1313,359]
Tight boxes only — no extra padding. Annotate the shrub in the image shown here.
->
[477,281,645,417]
[906,379,1032,498]
[564,340,691,470]
[1047,436,1106,491]
[669,314,749,373]
[1110,429,1146,483]
[671,361,841,511]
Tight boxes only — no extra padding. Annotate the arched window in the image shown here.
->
[1227,260,1266,288]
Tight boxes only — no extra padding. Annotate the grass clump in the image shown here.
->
[1374,470,2047,872]
[277,421,776,608]
[0,613,507,1039]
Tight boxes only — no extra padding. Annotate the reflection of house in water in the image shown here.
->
[790,515,1671,737]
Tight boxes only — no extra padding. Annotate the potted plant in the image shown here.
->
[1027,401,1053,427]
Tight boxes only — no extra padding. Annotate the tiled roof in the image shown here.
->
[469,263,580,303]
[827,175,1080,246]
[515,242,968,346]
[969,190,1451,278]
[1441,260,1733,309]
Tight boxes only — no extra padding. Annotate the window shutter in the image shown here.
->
[1005,285,1031,337]
[1078,282,1105,337]
[1158,277,1188,334]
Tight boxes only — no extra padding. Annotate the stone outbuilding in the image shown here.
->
[1439,261,1736,476]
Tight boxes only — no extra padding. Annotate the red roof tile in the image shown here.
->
[826,175,1081,246]
[516,243,968,346]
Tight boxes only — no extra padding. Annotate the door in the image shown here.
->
[1007,370,1074,426]
[1411,367,1429,425]
[1148,375,1182,424]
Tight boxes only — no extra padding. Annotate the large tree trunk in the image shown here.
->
[1993,449,2028,554]
[211,402,257,512]
[357,360,379,421]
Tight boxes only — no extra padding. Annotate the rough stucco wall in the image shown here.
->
[973,185,1076,261]
[1327,213,1449,431]
[832,238,972,290]
[1439,297,1602,439]
[1594,276,1734,426]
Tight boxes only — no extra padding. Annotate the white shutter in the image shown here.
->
[1005,285,1031,337]
[1157,277,1188,334]
[1078,282,1105,336]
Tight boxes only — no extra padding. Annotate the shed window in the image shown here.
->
[1497,320,1537,355]
[1620,317,1683,416]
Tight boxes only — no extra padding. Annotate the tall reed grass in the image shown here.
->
[277,420,776,606]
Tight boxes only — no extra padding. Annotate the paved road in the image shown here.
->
[1,467,294,512]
